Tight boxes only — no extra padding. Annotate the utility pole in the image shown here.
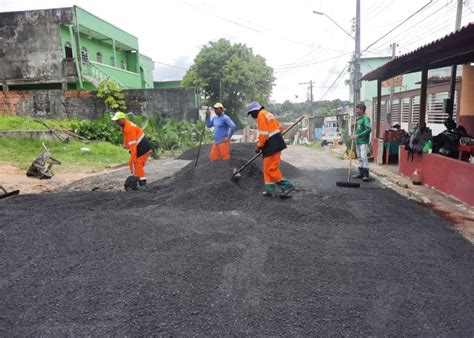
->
[351,0,361,129]
[299,80,314,102]
[387,43,398,124]
[448,0,463,118]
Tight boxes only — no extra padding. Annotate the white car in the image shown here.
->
[321,127,342,146]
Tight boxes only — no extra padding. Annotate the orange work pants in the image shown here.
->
[210,140,231,160]
[263,151,283,184]
[129,151,150,178]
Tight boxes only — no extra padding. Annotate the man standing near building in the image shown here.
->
[206,103,237,160]
[112,112,152,189]
[352,103,371,182]
[247,102,294,198]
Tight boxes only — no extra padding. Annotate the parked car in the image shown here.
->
[321,127,342,146]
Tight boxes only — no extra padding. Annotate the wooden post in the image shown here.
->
[376,79,382,138]
[419,65,428,127]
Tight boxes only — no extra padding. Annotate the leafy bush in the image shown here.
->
[72,113,212,157]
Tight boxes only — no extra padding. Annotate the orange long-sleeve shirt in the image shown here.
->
[257,109,284,148]
[121,119,145,161]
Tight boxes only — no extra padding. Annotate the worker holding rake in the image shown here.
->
[247,102,294,198]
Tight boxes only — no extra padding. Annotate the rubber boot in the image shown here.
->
[262,184,276,197]
[352,167,363,179]
[277,178,295,198]
[362,168,370,182]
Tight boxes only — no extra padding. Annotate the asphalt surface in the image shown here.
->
[1,144,473,336]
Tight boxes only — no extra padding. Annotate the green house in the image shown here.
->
[0,6,154,91]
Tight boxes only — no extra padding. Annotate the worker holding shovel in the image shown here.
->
[112,112,152,189]
[247,102,294,198]
[206,103,237,160]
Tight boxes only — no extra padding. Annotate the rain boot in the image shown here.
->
[362,168,370,182]
[352,167,363,179]
[262,184,276,197]
[277,178,295,198]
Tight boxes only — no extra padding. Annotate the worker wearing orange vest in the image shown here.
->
[247,102,295,198]
[112,112,152,188]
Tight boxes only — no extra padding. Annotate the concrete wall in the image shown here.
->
[0,8,74,84]
[0,88,198,121]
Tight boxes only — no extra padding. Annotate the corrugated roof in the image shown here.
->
[361,23,474,81]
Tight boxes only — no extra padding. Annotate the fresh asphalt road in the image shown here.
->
[1,144,473,336]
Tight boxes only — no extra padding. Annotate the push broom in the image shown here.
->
[336,116,360,188]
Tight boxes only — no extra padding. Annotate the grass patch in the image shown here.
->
[0,114,79,131]
[0,138,129,173]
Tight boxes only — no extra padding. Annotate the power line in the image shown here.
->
[363,0,434,53]
[317,66,348,101]
[154,61,188,70]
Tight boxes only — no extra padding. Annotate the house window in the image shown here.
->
[109,57,115,67]
[81,47,88,65]
[64,42,73,59]
[96,52,103,64]
[120,60,126,70]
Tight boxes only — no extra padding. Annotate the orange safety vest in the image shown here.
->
[257,110,283,147]
[257,109,286,157]
[121,119,149,160]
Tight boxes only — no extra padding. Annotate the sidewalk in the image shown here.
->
[328,144,474,243]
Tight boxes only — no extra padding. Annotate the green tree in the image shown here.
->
[182,38,274,126]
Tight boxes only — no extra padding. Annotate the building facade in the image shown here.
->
[0,6,154,91]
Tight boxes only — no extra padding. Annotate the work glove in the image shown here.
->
[255,147,262,154]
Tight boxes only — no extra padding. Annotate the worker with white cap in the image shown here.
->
[205,102,237,160]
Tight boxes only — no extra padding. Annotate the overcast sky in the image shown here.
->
[2,0,473,103]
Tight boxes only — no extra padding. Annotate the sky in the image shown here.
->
[1,0,473,103]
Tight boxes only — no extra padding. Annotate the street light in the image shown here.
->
[312,11,354,40]
[313,3,361,131]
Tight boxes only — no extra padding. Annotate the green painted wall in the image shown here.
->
[57,7,154,90]
[359,57,421,106]
[74,6,138,50]
[139,54,154,88]
[153,81,182,89]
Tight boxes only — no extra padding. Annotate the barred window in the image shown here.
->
[411,96,420,124]
[96,52,103,64]
[120,60,126,70]
[81,47,88,65]
[109,57,115,67]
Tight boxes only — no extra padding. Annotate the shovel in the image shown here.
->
[0,185,20,200]
[231,115,304,182]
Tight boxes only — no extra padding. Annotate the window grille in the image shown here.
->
[401,97,410,122]
[411,96,420,124]
[120,60,126,70]
[109,57,115,67]
[426,91,458,124]
[96,52,103,64]
[81,47,88,65]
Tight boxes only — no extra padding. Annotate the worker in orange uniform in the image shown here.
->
[246,102,295,198]
[206,103,236,160]
[112,112,152,189]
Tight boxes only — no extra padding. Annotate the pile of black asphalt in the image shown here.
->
[1,143,473,336]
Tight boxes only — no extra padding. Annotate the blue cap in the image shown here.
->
[246,102,262,114]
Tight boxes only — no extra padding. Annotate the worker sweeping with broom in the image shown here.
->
[246,102,294,198]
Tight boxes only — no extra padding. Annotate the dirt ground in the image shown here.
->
[1,144,473,335]
[0,162,99,194]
